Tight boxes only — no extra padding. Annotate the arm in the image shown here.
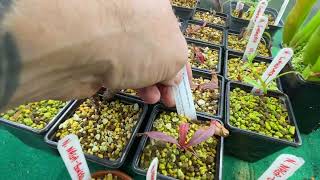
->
[0,0,188,111]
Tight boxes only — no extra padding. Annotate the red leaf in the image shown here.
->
[178,123,189,146]
[199,73,219,90]
[185,122,215,148]
[140,131,179,146]
[193,47,205,64]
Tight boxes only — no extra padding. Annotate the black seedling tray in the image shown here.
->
[187,38,223,74]
[0,101,73,151]
[224,81,302,162]
[281,62,320,134]
[132,104,223,180]
[224,50,283,92]
[228,2,283,36]
[44,94,148,168]
[192,71,225,119]
[182,20,226,47]
[226,30,273,60]
[191,8,229,28]
[172,0,199,20]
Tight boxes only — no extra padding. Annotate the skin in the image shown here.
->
[0,0,189,110]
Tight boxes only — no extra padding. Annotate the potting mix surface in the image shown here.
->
[0,18,320,180]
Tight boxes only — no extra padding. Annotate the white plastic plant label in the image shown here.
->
[243,16,268,61]
[247,0,268,32]
[258,154,305,180]
[172,65,197,120]
[58,134,91,180]
[146,157,159,180]
[274,0,289,26]
[251,48,293,95]
[236,1,244,11]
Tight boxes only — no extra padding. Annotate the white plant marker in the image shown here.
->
[251,48,294,95]
[236,1,244,11]
[243,16,269,61]
[146,158,159,180]
[258,154,305,180]
[247,0,268,33]
[274,0,290,26]
[57,134,91,180]
[172,65,197,120]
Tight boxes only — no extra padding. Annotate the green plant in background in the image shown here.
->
[283,0,320,82]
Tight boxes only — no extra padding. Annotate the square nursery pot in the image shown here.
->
[182,20,226,47]
[224,50,283,92]
[132,104,224,180]
[187,38,223,74]
[191,8,229,28]
[228,1,284,37]
[192,71,225,119]
[0,101,73,151]
[44,94,148,168]
[225,82,302,162]
[280,62,320,134]
[172,0,199,20]
[226,30,273,60]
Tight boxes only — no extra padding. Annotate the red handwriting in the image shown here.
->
[62,138,70,148]
[267,58,284,77]
[151,165,156,180]
[284,158,297,165]
[264,158,297,179]
[74,161,85,180]
[67,146,79,163]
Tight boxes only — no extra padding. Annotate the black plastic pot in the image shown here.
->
[182,20,226,47]
[187,38,223,74]
[172,0,199,20]
[228,2,284,36]
[191,8,229,28]
[226,30,273,60]
[224,50,282,92]
[225,81,302,162]
[132,104,223,180]
[192,71,225,119]
[281,63,320,134]
[44,94,148,168]
[0,101,73,151]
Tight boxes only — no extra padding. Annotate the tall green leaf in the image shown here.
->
[302,26,320,65]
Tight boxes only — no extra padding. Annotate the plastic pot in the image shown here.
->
[224,50,282,92]
[132,104,223,180]
[226,30,273,60]
[187,38,223,74]
[45,94,148,168]
[0,101,73,151]
[191,8,229,28]
[228,2,284,36]
[281,62,320,134]
[172,0,199,20]
[225,81,302,162]
[182,20,226,47]
[91,170,133,180]
[192,71,225,119]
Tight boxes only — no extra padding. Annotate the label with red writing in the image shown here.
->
[58,134,91,180]
[247,0,268,32]
[146,157,159,180]
[258,154,305,180]
[243,16,268,61]
[251,48,293,95]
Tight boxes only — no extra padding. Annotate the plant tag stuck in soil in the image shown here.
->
[172,65,197,120]
[258,154,305,180]
[58,134,91,180]
[274,0,289,26]
[246,0,268,32]
[251,48,293,95]
[243,16,268,61]
[235,1,244,11]
[146,157,158,180]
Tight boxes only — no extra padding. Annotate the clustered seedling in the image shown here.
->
[191,74,220,116]
[171,0,197,8]
[91,174,122,180]
[230,88,296,141]
[1,100,66,129]
[55,98,142,160]
[185,23,223,45]
[188,44,219,72]
[227,34,271,57]
[232,9,275,25]
[193,11,225,26]
[139,112,228,179]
